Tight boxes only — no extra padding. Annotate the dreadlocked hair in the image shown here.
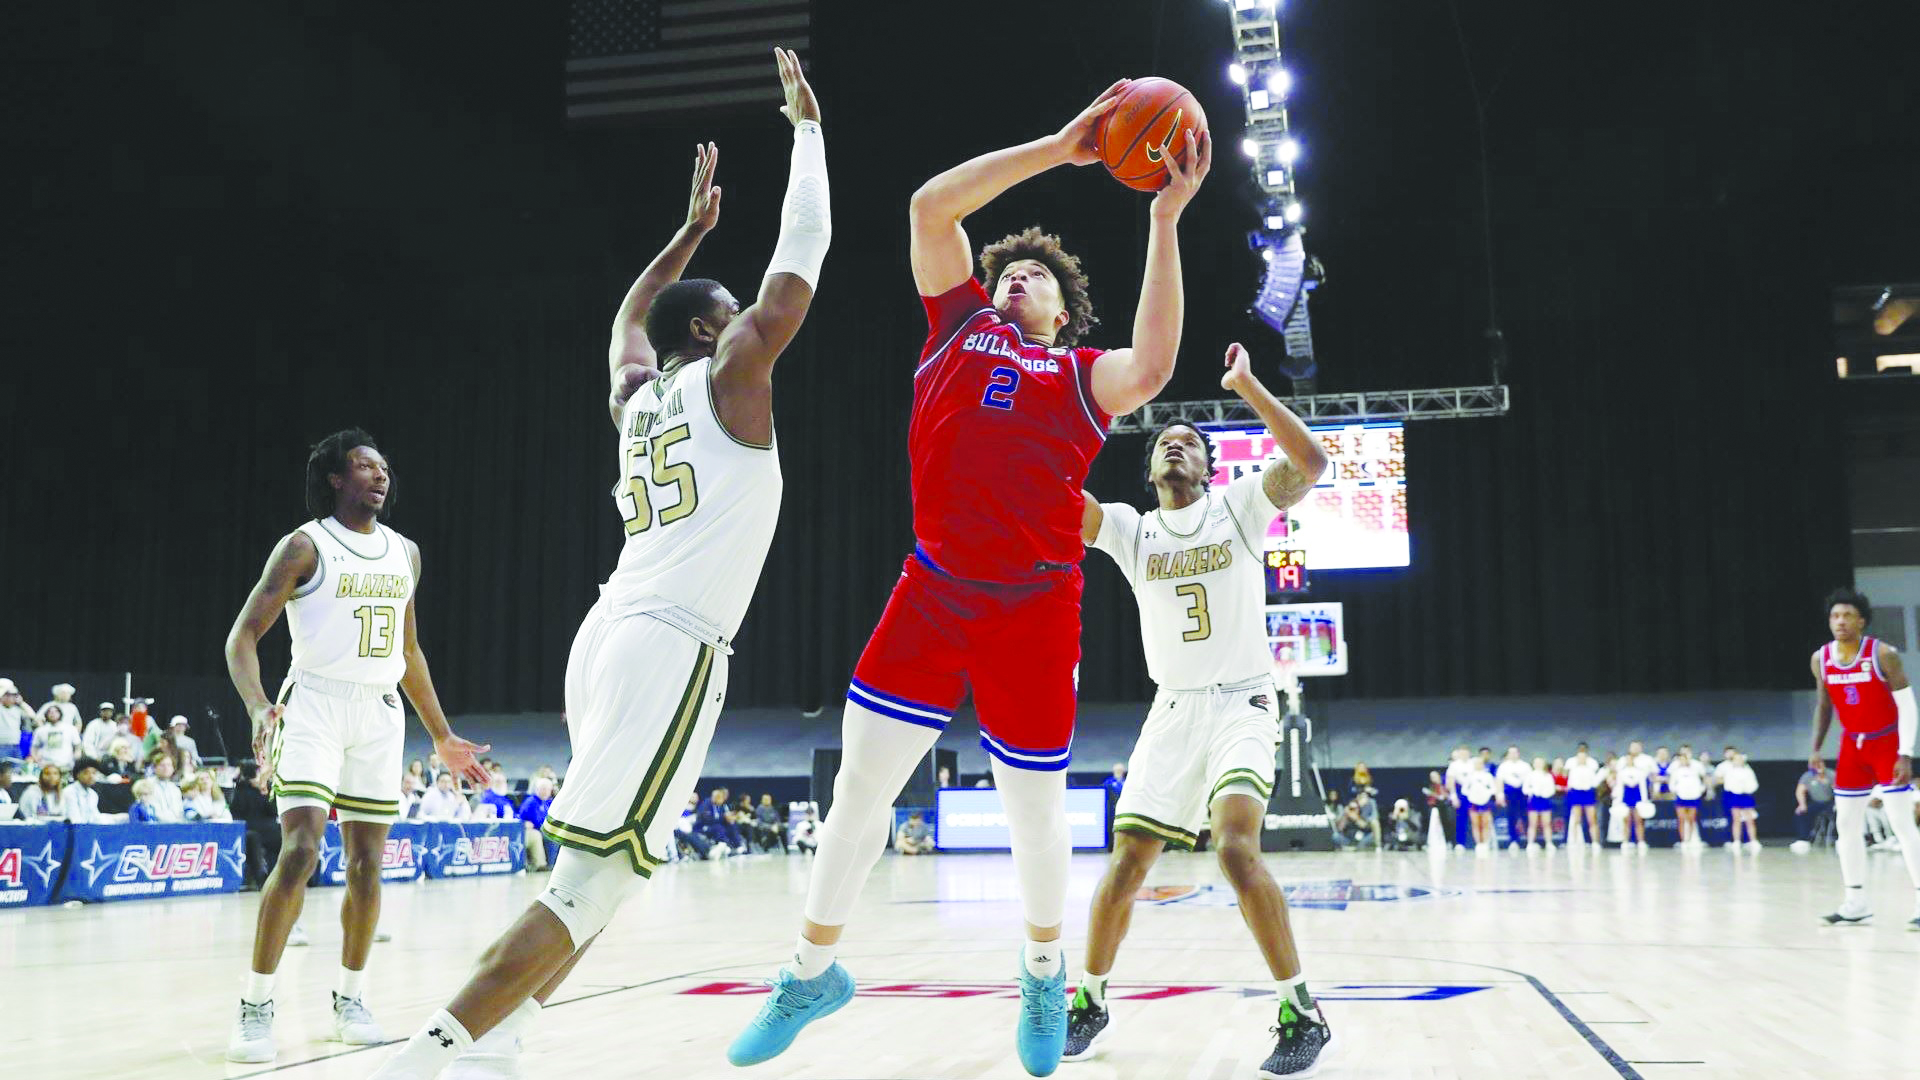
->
[305,428,390,521]
[979,226,1097,348]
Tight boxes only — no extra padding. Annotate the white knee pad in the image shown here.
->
[535,848,640,949]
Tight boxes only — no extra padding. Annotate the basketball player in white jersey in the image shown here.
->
[1065,342,1332,1077]
[224,429,493,1062]
[370,48,827,1079]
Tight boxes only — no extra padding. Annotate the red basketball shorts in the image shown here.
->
[847,550,1082,770]
[1834,724,1907,797]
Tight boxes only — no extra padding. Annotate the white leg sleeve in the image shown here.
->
[534,848,640,950]
[1877,787,1920,889]
[1834,795,1868,889]
[991,758,1072,930]
[801,701,939,927]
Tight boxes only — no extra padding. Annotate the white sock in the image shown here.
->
[371,1009,471,1079]
[1277,974,1318,1016]
[338,966,367,1001]
[1023,938,1063,980]
[469,997,540,1053]
[787,935,837,981]
[992,758,1072,929]
[1079,970,1109,1006]
[243,970,275,1006]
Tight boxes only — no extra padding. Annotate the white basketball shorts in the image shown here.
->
[270,670,404,823]
[1112,674,1280,851]
[543,603,729,877]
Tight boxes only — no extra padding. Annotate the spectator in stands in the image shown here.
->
[0,678,37,758]
[231,764,280,889]
[39,683,81,727]
[1104,763,1127,800]
[30,703,81,771]
[675,794,714,861]
[426,752,446,785]
[1332,799,1376,849]
[405,759,428,795]
[1351,784,1381,849]
[520,776,555,871]
[417,771,471,821]
[64,759,107,824]
[1350,762,1376,801]
[696,788,745,854]
[793,805,819,854]
[146,754,185,822]
[476,765,518,820]
[399,771,422,820]
[895,810,935,855]
[167,715,202,771]
[535,764,558,782]
[129,778,165,823]
[82,702,119,759]
[732,794,759,849]
[104,735,142,781]
[19,763,70,820]
[0,760,13,809]
[937,766,953,788]
[753,794,789,853]
[1386,799,1419,850]
[184,772,233,823]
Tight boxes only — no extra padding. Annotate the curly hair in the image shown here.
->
[1824,587,1872,625]
[979,227,1097,348]
[305,428,391,521]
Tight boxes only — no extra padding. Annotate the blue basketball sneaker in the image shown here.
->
[1014,952,1068,1077]
[726,963,855,1067]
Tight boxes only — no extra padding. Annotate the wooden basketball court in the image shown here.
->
[7,844,1912,1079]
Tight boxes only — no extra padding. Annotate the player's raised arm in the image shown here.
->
[396,539,491,786]
[1079,490,1105,545]
[711,48,830,446]
[224,531,317,778]
[605,137,725,425]
[908,80,1131,298]
[1090,126,1212,417]
[1220,342,1328,510]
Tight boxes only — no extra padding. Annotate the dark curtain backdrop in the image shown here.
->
[6,1,1908,737]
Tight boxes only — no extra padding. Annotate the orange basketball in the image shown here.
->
[1095,77,1208,192]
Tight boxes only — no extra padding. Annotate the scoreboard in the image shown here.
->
[1265,548,1308,593]
[1206,421,1410,578]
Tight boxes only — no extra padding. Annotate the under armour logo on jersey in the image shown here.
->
[430,1028,453,1048]
[1249,694,1271,711]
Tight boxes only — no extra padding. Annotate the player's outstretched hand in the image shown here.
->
[687,141,721,234]
[437,732,494,786]
[775,47,819,126]
[250,703,283,784]
[1054,79,1131,166]
[1895,755,1913,788]
[1151,126,1211,218]
[1221,341,1255,393]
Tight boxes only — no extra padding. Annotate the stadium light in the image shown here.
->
[1228,62,1247,86]
[1249,89,1271,110]
[1276,137,1299,165]
[1266,69,1292,98]
[1284,201,1303,223]
[1241,137,1260,158]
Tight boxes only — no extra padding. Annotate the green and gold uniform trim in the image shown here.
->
[707,359,774,451]
[272,778,337,804]
[1113,812,1199,852]
[542,642,717,877]
[1209,768,1275,805]
[333,793,401,815]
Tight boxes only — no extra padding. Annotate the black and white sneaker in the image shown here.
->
[1258,1000,1333,1079]
[1060,985,1109,1062]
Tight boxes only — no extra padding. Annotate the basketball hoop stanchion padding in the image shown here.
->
[1427,807,1448,853]
[1262,696,1335,852]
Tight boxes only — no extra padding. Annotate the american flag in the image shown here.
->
[565,0,812,124]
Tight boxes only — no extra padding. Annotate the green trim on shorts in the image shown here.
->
[333,794,401,815]
[1113,812,1198,852]
[273,778,337,805]
[1209,768,1275,804]
[540,642,716,875]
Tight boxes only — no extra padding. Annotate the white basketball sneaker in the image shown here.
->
[287,922,310,947]
[333,992,386,1044]
[1820,894,1872,926]
[1745,841,1763,853]
[1789,840,1811,854]
[227,999,276,1062]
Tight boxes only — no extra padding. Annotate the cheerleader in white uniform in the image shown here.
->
[1462,767,1499,856]
[1723,751,1762,851]
[1668,747,1707,847]
[1564,749,1601,846]
[1524,757,1558,850]
[1615,755,1651,850]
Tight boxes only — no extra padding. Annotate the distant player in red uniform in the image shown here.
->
[1811,588,1920,928]
[730,79,1210,1076]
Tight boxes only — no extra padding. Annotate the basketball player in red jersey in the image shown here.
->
[731,79,1209,1077]
[1811,588,1920,927]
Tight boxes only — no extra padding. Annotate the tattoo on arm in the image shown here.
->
[1262,459,1316,511]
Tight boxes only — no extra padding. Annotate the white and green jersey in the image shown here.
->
[287,518,416,686]
[1091,471,1286,690]
[600,356,783,646]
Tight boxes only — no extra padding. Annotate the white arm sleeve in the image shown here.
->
[765,120,831,289]
[1897,685,1917,756]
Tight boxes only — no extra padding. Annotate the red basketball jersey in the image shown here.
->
[911,279,1111,584]
[1822,636,1899,735]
